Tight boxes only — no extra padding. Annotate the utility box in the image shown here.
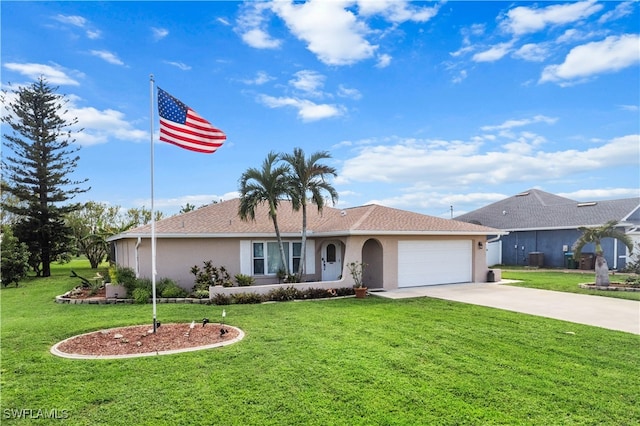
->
[579,253,595,270]
[528,252,544,267]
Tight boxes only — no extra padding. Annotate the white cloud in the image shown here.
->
[451,69,468,84]
[356,0,439,23]
[366,191,507,217]
[90,50,125,66]
[52,13,100,39]
[63,99,148,147]
[3,62,82,86]
[618,104,639,112]
[86,30,102,40]
[242,71,274,85]
[481,115,558,131]
[52,14,87,27]
[338,134,640,189]
[258,94,345,121]
[559,187,640,200]
[472,42,513,62]
[236,2,282,49]
[513,43,548,62]
[599,1,635,23]
[376,53,392,68]
[500,0,603,36]
[272,0,377,66]
[337,85,362,100]
[241,28,282,49]
[152,27,169,41]
[289,70,325,95]
[164,61,191,71]
[540,34,640,85]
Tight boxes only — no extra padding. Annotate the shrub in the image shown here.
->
[302,287,335,299]
[114,266,138,295]
[335,287,355,297]
[161,284,188,298]
[623,244,640,274]
[1,225,30,287]
[190,289,210,299]
[132,287,151,304]
[211,293,231,305]
[231,292,265,304]
[266,286,300,302]
[235,273,254,287]
[624,276,640,287]
[191,261,233,290]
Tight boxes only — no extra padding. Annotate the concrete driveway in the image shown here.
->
[372,281,640,335]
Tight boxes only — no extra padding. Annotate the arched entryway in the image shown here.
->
[362,238,383,289]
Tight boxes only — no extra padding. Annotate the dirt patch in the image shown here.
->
[52,323,242,359]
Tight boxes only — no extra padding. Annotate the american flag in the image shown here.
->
[158,88,226,154]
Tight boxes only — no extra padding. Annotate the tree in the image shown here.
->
[125,206,163,226]
[180,203,196,214]
[238,151,291,275]
[1,78,89,277]
[1,225,30,286]
[573,220,634,286]
[281,148,338,279]
[66,202,125,268]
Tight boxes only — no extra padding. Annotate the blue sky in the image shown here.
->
[2,1,639,219]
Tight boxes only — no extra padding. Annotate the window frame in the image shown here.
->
[252,240,303,276]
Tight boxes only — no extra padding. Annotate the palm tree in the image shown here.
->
[281,148,338,280]
[573,220,633,286]
[238,152,291,276]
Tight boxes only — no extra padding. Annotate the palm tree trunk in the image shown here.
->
[594,254,610,286]
[298,202,307,279]
[270,209,289,276]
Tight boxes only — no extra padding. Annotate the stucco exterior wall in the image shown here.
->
[114,233,490,292]
[115,238,242,290]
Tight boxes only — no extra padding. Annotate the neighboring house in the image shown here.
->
[455,189,640,270]
[107,198,503,292]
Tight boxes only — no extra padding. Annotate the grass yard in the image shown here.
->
[1,260,639,425]
[501,269,640,301]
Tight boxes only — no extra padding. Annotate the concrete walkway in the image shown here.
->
[372,281,640,335]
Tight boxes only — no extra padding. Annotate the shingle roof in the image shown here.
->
[111,198,501,240]
[455,189,640,230]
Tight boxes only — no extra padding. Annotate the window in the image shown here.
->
[326,243,336,262]
[253,243,265,275]
[252,241,302,275]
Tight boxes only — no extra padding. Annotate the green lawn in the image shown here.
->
[2,261,639,425]
[501,269,640,301]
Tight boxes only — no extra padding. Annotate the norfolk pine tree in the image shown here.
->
[1,78,89,277]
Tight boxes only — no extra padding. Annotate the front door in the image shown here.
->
[321,241,342,281]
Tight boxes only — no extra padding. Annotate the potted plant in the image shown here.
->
[348,261,367,298]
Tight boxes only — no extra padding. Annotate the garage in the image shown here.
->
[398,240,472,287]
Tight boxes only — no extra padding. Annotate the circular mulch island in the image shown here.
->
[51,323,244,359]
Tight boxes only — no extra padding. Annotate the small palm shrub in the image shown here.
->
[235,273,255,286]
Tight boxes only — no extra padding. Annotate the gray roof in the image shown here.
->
[455,189,640,231]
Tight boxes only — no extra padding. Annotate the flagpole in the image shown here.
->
[150,74,158,333]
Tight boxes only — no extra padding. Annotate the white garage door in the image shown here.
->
[398,240,472,287]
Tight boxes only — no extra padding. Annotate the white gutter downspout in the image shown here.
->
[135,237,142,278]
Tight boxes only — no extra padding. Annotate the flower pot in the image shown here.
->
[354,287,368,299]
